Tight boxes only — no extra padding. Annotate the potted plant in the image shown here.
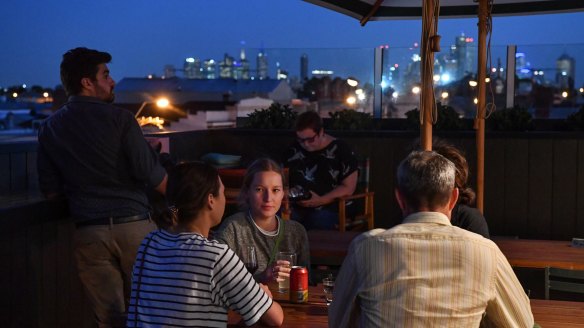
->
[243,103,297,129]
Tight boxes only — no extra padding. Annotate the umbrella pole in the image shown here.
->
[476,0,488,213]
[420,0,437,151]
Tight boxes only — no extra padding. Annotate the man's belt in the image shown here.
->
[76,212,150,228]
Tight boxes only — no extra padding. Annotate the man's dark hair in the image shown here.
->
[295,110,322,133]
[60,47,112,96]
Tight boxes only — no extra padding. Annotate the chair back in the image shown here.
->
[545,266,584,300]
[356,156,370,192]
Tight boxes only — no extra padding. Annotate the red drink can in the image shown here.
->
[289,266,308,303]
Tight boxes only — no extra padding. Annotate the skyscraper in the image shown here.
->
[219,53,235,79]
[203,59,217,79]
[184,57,203,79]
[257,49,268,80]
[453,34,476,81]
[238,46,250,80]
[556,53,575,90]
[300,54,308,81]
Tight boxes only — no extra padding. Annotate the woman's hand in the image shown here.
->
[270,260,292,282]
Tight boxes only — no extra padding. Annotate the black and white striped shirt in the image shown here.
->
[127,230,272,327]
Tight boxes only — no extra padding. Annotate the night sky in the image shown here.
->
[2,0,583,88]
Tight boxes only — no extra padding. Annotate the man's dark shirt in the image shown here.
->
[37,96,166,221]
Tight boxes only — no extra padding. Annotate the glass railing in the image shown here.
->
[247,43,583,119]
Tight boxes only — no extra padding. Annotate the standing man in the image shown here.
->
[329,151,533,327]
[284,110,358,230]
[37,47,167,328]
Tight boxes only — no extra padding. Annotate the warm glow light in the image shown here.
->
[156,98,170,108]
[473,98,478,104]
[346,96,356,105]
[485,78,491,83]
[412,86,421,94]
[433,74,440,82]
[138,116,165,130]
[579,87,584,93]
[441,92,449,99]
[469,80,478,87]
[355,89,363,95]
[12,92,18,98]
[562,91,568,98]
[392,91,399,99]
[347,78,359,87]
[357,93,366,101]
[43,92,49,98]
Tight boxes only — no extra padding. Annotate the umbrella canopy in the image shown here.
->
[305,0,584,213]
[306,0,584,22]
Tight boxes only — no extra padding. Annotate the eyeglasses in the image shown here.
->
[297,132,319,144]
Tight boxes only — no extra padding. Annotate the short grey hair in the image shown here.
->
[397,150,456,210]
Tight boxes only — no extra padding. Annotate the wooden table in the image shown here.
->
[309,231,584,271]
[531,299,584,327]
[228,284,584,327]
[228,284,328,327]
[493,238,584,270]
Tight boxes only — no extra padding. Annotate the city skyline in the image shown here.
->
[1,0,584,88]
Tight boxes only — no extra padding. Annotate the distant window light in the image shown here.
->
[22,84,27,89]
[516,53,525,58]
[186,58,195,63]
[312,70,333,75]
[561,71,567,76]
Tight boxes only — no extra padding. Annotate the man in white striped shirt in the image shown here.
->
[329,151,534,327]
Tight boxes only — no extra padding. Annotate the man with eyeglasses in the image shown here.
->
[284,110,358,230]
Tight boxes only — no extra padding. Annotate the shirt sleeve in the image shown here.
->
[337,141,358,181]
[483,249,534,327]
[122,114,166,188]
[212,246,272,326]
[328,233,364,328]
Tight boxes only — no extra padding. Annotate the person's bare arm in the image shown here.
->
[154,174,167,195]
[298,170,358,207]
[258,284,284,326]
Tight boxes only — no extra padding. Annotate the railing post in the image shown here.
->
[506,45,517,109]
[373,47,383,119]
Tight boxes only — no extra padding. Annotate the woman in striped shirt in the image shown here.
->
[127,161,283,327]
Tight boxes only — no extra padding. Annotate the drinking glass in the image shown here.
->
[323,275,335,305]
[276,251,296,293]
[242,245,258,275]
